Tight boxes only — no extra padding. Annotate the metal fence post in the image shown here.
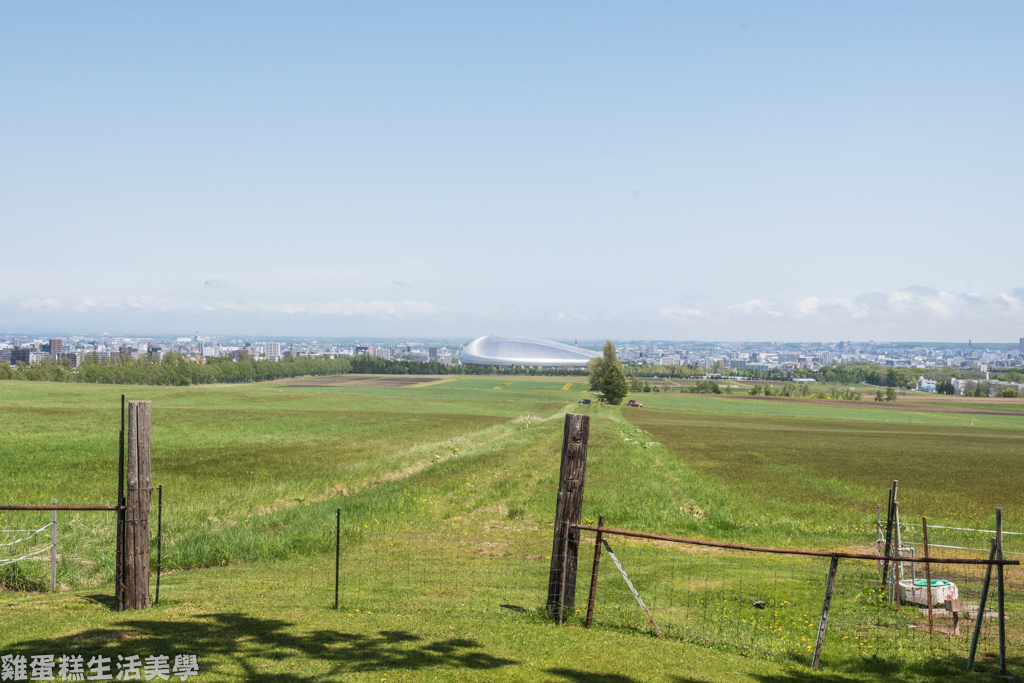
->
[882,482,896,589]
[967,539,997,671]
[155,486,163,606]
[922,517,932,634]
[812,555,839,669]
[996,508,1006,676]
[585,516,604,628]
[50,499,57,589]
[335,508,341,610]
[557,520,570,625]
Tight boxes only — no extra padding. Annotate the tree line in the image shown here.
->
[0,353,587,386]
[623,360,1016,390]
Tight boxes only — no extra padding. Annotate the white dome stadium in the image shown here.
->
[459,335,600,367]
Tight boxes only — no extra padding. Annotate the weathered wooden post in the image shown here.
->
[546,413,590,617]
[116,395,125,611]
[120,400,152,610]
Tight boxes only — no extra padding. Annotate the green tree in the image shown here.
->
[601,363,628,404]
[589,341,623,393]
[886,387,898,402]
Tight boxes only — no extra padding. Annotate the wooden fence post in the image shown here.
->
[121,400,152,610]
[116,395,125,612]
[546,413,590,616]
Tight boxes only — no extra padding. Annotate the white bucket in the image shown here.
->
[899,579,958,607]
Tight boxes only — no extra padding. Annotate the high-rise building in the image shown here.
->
[11,347,34,365]
[49,338,64,356]
[266,342,281,361]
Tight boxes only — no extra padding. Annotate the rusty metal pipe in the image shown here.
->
[570,524,1019,566]
[0,505,121,511]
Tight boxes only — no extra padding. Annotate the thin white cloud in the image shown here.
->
[646,287,1024,339]
[793,297,869,318]
[729,299,782,317]
[655,307,706,321]
[886,288,1023,320]
[20,296,441,317]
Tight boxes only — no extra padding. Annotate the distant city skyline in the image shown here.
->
[2,3,1021,340]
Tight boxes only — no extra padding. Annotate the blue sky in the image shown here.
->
[2,2,1022,341]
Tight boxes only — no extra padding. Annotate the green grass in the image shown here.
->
[912,400,1024,413]
[625,405,1024,529]
[2,379,1022,680]
[627,393,1024,429]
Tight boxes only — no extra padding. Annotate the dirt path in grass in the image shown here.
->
[256,403,575,517]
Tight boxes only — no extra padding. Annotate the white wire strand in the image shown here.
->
[917,524,1024,535]
[0,522,52,547]
[0,545,51,566]
[911,543,1024,556]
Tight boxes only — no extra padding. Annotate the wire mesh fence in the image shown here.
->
[0,508,118,593]
[145,518,552,636]
[331,520,548,618]
[4,501,1019,676]
[574,529,1015,674]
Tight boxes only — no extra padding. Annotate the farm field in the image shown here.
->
[2,377,1022,681]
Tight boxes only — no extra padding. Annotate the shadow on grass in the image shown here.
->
[81,593,117,610]
[5,612,517,680]
[742,656,992,681]
[547,668,643,682]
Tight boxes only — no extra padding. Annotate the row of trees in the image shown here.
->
[0,352,590,387]
[749,382,871,401]
[623,360,1019,391]
[629,376,659,393]
[815,363,915,388]
[0,354,357,386]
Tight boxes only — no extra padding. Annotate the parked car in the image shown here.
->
[626,400,643,407]
[577,398,591,404]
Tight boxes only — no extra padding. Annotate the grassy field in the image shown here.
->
[2,377,1022,681]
